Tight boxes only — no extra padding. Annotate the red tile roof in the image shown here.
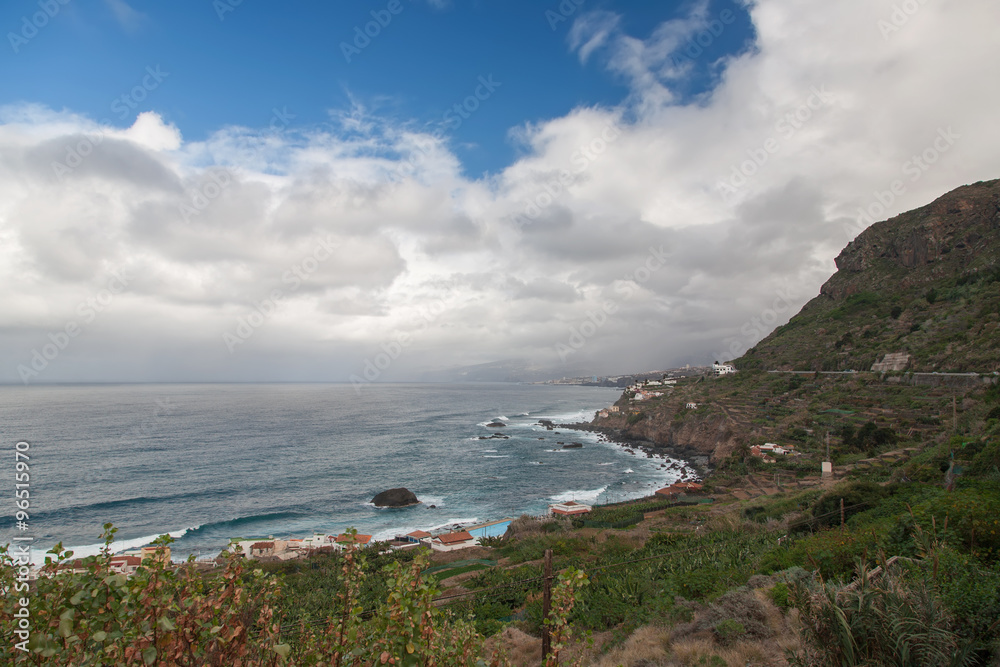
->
[250,542,274,551]
[336,534,372,544]
[407,530,431,539]
[435,531,474,545]
[111,555,142,567]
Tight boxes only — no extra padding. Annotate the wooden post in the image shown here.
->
[541,549,553,662]
[840,497,845,532]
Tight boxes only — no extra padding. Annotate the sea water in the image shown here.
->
[0,383,684,562]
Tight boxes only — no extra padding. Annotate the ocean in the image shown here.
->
[0,383,685,563]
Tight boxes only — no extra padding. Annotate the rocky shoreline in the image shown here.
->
[558,421,710,483]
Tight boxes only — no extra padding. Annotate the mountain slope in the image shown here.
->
[740,178,1000,372]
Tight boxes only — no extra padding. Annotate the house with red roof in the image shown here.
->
[110,555,143,575]
[334,533,373,552]
[430,530,476,552]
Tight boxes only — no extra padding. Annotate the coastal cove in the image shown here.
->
[0,383,690,563]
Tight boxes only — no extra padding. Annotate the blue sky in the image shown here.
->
[1,0,997,383]
[2,0,754,177]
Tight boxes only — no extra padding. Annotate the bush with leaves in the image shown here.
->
[0,525,516,666]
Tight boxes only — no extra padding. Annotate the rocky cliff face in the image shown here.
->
[743,178,1000,372]
[821,179,1000,299]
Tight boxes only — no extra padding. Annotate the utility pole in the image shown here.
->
[953,393,958,433]
[541,549,553,661]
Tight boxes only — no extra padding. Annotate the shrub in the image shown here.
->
[712,619,746,646]
[790,559,977,666]
[969,440,1000,476]
[809,481,889,530]
[0,526,504,666]
[768,582,790,610]
[694,588,773,642]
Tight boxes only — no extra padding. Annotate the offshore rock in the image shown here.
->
[371,488,420,508]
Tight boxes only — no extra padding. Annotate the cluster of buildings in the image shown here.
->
[226,518,519,561]
[50,545,172,577]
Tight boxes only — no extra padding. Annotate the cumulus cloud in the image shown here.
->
[1,0,999,383]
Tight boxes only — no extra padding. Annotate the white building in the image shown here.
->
[713,363,737,375]
[549,500,592,517]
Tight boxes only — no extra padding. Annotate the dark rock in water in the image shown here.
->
[537,419,554,426]
[557,442,564,445]
[538,437,545,440]
[371,488,420,508]
[562,443,583,449]
[428,505,437,509]
[486,421,506,428]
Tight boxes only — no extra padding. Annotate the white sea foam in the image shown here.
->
[428,517,480,531]
[623,468,634,473]
[484,455,510,458]
[550,486,607,503]
[483,449,498,453]
[31,527,194,566]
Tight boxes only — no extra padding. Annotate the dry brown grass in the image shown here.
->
[578,585,803,667]
[588,625,671,667]
[488,626,540,666]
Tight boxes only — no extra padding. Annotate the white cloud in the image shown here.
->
[1,0,999,382]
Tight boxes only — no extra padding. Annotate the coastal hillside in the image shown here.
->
[742,178,1000,373]
[587,180,1000,467]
